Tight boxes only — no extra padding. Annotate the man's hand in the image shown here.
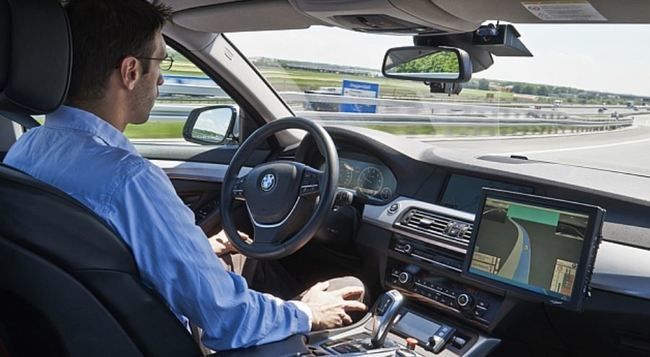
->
[208,231,242,256]
[300,281,367,330]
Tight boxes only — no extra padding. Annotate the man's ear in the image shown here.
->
[118,56,141,91]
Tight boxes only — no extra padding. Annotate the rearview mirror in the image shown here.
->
[182,105,239,145]
[382,46,472,83]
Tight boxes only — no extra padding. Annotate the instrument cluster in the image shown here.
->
[336,152,397,203]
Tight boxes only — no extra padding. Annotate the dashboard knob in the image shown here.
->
[403,243,413,254]
[456,293,474,309]
[398,272,413,286]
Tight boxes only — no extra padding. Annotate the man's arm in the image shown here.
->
[105,161,310,350]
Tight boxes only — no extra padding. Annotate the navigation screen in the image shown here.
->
[469,196,590,300]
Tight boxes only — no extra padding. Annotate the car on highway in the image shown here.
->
[2,0,650,356]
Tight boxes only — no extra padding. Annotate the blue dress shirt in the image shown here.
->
[3,105,311,350]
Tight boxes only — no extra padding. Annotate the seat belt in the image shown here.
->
[0,110,40,129]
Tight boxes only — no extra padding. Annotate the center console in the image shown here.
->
[307,289,500,356]
[340,189,606,356]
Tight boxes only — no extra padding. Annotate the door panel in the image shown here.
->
[170,178,222,235]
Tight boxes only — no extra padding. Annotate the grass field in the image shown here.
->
[125,122,184,139]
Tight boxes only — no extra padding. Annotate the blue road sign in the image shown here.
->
[340,80,380,113]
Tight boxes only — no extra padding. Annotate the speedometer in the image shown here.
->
[357,167,384,195]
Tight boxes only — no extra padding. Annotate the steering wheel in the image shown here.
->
[220,117,339,260]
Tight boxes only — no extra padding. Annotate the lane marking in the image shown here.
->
[491,137,650,155]
[415,125,644,143]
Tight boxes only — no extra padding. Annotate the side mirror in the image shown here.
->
[182,105,239,145]
[382,46,472,83]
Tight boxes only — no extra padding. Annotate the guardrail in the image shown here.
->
[292,111,634,127]
[153,81,638,136]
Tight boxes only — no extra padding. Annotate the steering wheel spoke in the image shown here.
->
[249,215,287,245]
[299,166,323,197]
[232,174,248,201]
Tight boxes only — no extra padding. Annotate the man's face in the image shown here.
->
[130,31,165,125]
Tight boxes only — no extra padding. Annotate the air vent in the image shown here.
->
[396,208,472,247]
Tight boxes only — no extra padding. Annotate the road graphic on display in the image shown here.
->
[470,198,586,298]
[499,217,531,283]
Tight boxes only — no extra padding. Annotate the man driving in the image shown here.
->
[3,0,366,351]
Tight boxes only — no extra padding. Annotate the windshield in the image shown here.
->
[227,25,650,177]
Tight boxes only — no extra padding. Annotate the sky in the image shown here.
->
[228,24,650,97]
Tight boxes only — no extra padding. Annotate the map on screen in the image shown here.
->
[469,197,589,300]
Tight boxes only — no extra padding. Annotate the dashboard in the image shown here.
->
[304,126,650,356]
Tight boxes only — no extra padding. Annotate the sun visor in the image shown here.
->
[290,0,479,34]
[173,0,323,33]
[432,0,650,24]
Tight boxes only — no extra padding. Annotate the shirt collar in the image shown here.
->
[44,105,138,154]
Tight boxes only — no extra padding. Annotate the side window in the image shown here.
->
[124,45,238,145]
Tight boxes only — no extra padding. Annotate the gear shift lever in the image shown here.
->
[370,289,404,348]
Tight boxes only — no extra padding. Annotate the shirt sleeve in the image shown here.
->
[104,160,311,351]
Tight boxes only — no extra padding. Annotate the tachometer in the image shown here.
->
[339,162,353,187]
[357,166,384,195]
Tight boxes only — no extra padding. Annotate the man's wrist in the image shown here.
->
[288,300,313,332]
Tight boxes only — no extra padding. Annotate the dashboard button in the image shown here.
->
[457,293,474,309]
[398,272,413,286]
[388,203,399,215]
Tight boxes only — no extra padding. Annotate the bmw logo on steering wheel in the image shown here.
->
[260,173,276,192]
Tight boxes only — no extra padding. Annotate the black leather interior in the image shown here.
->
[0,0,9,91]
[0,0,71,115]
[0,164,202,356]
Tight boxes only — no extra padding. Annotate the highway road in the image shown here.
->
[142,97,650,176]
[426,116,650,176]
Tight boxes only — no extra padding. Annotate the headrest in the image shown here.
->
[0,0,72,115]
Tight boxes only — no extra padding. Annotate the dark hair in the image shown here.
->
[64,0,172,101]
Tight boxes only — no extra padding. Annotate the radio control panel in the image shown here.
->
[386,261,502,328]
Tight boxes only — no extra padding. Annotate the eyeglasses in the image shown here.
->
[138,54,174,71]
